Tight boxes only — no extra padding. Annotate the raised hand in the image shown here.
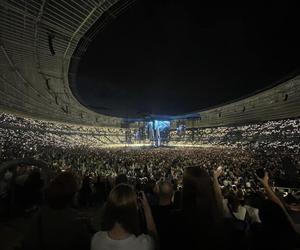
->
[213,166,223,179]
[257,172,269,187]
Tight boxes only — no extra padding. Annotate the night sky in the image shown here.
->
[73,1,300,118]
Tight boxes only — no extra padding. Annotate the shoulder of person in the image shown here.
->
[136,234,155,249]
[239,205,247,212]
[92,230,105,239]
[91,231,106,246]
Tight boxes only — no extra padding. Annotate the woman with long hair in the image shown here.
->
[168,166,224,250]
[91,184,157,250]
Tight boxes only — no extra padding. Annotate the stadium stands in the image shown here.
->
[1,2,300,250]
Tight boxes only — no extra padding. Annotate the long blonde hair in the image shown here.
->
[101,184,140,235]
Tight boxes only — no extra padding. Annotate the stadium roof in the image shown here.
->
[1,0,300,127]
[71,2,300,119]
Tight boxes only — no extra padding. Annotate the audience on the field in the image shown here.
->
[5,162,297,250]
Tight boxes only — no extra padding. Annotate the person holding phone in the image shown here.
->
[252,171,300,250]
[91,184,157,250]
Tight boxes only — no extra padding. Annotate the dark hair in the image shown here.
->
[115,174,128,186]
[227,192,240,213]
[181,167,223,248]
[182,167,221,222]
[45,171,78,209]
[159,181,173,199]
[101,184,140,235]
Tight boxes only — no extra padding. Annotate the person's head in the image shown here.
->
[158,181,173,205]
[101,184,140,235]
[115,174,128,186]
[181,167,224,249]
[28,168,41,179]
[244,193,263,208]
[45,171,78,209]
[222,186,230,198]
[227,191,240,212]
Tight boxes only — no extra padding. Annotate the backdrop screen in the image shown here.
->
[148,120,170,130]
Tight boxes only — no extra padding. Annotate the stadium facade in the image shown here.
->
[1,0,300,137]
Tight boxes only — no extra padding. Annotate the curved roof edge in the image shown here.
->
[1,0,300,129]
[174,74,300,128]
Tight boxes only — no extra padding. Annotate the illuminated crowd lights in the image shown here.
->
[1,113,300,153]
[170,119,300,150]
[0,113,127,151]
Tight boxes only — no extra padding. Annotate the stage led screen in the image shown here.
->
[148,120,170,130]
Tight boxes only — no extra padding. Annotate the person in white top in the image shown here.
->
[91,184,157,250]
[223,198,247,221]
[91,231,154,250]
[244,204,261,223]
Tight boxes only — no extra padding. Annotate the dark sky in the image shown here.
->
[73,1,300,118]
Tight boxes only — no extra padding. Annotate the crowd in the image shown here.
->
[2,113,300,151]
[0,113,126,136]
[0,145,300,250]
[1,113,300,249]
[170,118,300,150]
[1,145,299,188]
[0,113,127,149]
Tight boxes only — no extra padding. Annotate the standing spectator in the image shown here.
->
[91,184,157,250]
[152,181,174,249]
[79,175,92,207]
[252,172,300,250]
[22,171,91,250]
[168,167,224,250]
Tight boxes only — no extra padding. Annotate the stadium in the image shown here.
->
[1,1,300,250]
